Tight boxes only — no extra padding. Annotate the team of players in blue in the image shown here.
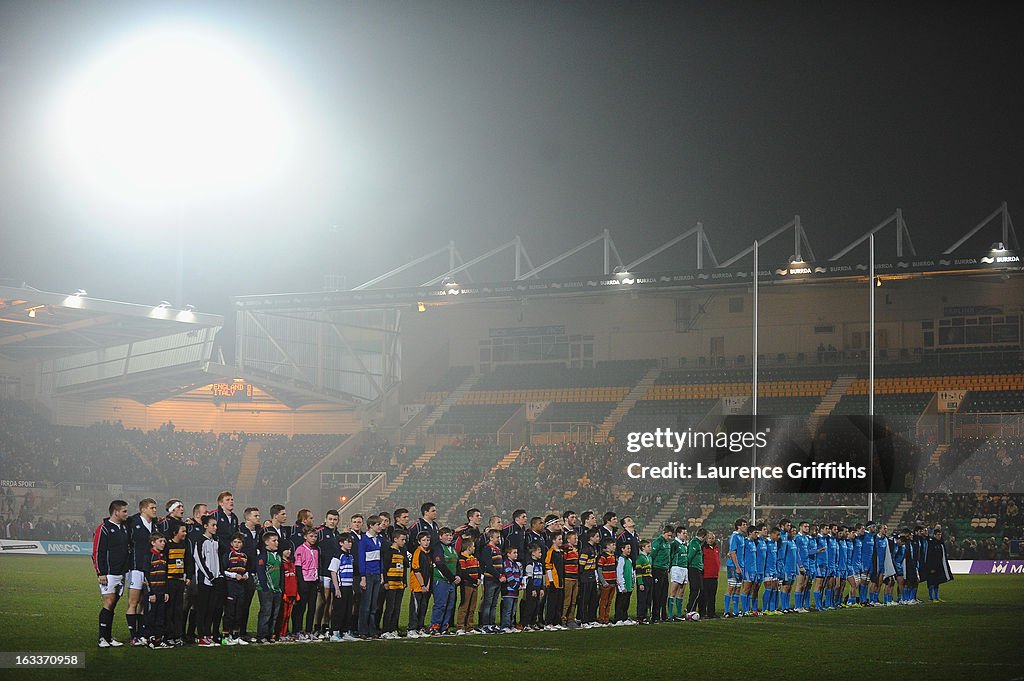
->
[723,518,952,616]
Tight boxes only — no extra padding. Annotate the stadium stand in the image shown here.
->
[379,444,507,514]
[254,434,346,488]
[430,404,520,434]
[534,401,616,425]
[960,390,1024,413]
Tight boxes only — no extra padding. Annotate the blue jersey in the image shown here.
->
[742,538,758,576]
[893,543,905,576]
[756,538,768,577]
[795,533,809,568]
[861,531,876,570]
[826,535,838,572]
[727,531,745,568]
[776,538,789,576]
[807,535,820,569]
[852,536,863,571]
[874,535,888,572]
[784,537,798,574]
[764,539,778,577]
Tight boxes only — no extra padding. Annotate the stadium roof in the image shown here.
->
[233,248,1022,312]
[0,285,236,404]
[0,285,225,363]
[235,204,1020,311]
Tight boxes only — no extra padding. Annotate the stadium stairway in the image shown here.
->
[930,443,950,466]
[595,366,661,441]
[372,448,439,507]
[641,488,685,535]
[442,447,524,523]
[404,371,480,445]
[887,497,914,527]
[235,441,263,495]
[806,374,856,434]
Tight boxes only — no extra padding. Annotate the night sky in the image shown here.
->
[1,1,1021,315]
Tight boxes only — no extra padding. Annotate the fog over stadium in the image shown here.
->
[1,2,1022,312]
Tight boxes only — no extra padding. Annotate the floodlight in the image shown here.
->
[49,22,293,204]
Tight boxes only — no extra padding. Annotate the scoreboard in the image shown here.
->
[210,382,254,402]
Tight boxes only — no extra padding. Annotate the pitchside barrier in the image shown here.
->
[0,539,92,556]
[948,560,1024,575]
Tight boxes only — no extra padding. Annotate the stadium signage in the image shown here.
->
[233,249,1022,310]
[1,479,39,488]
[943,305,1003,316]
[937,390,966,413]
[973,560,1024,575]
[0,539,93,555]
[43,541,92,555]
[0,540,44,553]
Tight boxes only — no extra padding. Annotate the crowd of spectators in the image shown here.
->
[1,513,93,541]
[342,433,416,477]
[255,434,345,487]
[918,437,1024,494]
[451,441,653,527]
[902,493,1023,539]
[1,400,150,483]
[128,423,246,488]
[1,400,357,494]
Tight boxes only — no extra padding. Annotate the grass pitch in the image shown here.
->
[1,556,1021,681]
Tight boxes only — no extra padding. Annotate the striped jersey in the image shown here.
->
[146,547,167,595]
[329,551,354,587]
[223,548,248,581]
[457,552,481,587]
[563,544,580,578]
[503,558,522,596]
[384,545,407,590]
[598,551,617,585]
[166,540,187,581]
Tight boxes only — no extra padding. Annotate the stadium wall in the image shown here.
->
[400,276,1021,373]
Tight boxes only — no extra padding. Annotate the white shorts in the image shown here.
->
[670,566,688,584]
[128,569,146,591]
[99,574,125,596]
[322,576,333,588]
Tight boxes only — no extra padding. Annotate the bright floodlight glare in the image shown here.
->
[50,23,293,203]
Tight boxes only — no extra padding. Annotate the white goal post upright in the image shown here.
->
[748,234,874,525]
